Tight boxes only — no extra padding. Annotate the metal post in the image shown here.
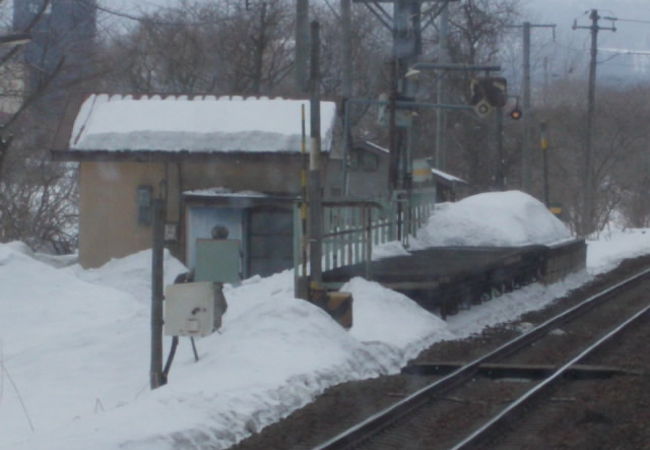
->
[388,61,399,191]
[341,0,352,99]
[340,0,353,197]
[252,1,267,95]
[543,56,549,105]
[435,2,449,169]
[308,21,323,286]
[363,206,371,279]
[300,105,308,277]
[150,198,165,390]
[506,22,554,191]
[496,106,504,189]
[541,121,550,206]
[584,9,599,236]
[342,101,351,195]
[521,21,531,192]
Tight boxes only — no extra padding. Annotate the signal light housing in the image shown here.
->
[510,108,522,120]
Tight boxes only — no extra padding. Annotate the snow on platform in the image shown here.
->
[410,190,571,249]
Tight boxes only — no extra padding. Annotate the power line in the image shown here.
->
[609,17,650,25]
[74,0,230,26]
[600,47,650,56]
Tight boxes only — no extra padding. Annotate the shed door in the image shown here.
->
[247,207,293,277]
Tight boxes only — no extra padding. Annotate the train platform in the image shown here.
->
[323,241,586,318]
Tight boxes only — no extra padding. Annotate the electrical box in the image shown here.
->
[164,282,227,337]
[195,239,241,284]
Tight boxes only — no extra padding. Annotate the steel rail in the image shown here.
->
[312,267,650,450]
[450,302,650,449]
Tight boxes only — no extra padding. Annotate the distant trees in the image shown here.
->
[533,81,650,233]
[102,0,295,96]
[0,0,99,253]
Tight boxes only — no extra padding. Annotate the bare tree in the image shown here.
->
[0,0,99,253]
[533,80,650,232]
[103,0,295,96]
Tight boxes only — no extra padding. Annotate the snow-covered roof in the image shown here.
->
[431,167,467,184]
[184,187,270,198]
[362,140,389,153]
[183,187,297,203]
[69,94,338,154]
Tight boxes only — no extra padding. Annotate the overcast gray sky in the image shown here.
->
[525,0,650,49]
[522,0,650,82]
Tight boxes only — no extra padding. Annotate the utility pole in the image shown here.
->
[573,10,615,235]
[150,198,165,390]
[341,0,352,99]
[522,21,531,192]
[340,0,353,197]
[308,20,323,287]
[295,0,309,92]
[510,22,555,193]
[495,106,504,189]
[435,2,450,169]
[540,121,550,206]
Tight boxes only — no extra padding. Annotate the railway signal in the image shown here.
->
[469,77,508,118]
[510,107,522,120]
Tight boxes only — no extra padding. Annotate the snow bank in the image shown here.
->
[587,228,650,274]
[0,246,450,450]
[411,191,571,248]
[71,248,187,302]
[0,243,147,445]
[345,277,452,362]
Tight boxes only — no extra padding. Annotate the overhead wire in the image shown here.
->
[73,0,231,26]
[609,17,650,25]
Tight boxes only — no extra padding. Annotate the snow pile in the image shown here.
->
[0,244,449,450]
[345,277,451,362]
[0,243,149,445]
[70,95,337,153]
[71,248,187,302]
[411,191,571,248]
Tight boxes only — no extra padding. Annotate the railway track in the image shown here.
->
[312,267,650,450]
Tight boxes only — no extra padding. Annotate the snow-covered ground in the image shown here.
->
[1,191,649,450]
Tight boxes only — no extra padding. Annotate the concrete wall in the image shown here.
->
[79,161,165,268]
[180,155,306,195]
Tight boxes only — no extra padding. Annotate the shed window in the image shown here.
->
[137,185,153,226]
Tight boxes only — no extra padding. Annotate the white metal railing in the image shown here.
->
[293,188,436,278]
